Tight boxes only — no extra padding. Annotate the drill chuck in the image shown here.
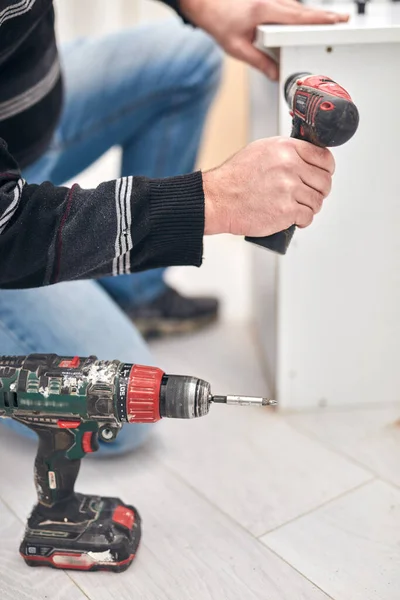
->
[160,375,211,419]
[284,72,309,111]
[125,367,211,422]
[124,366,273,422]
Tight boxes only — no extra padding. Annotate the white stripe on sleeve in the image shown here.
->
[0,178,25,234]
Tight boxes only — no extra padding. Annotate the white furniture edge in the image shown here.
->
[257,4,400,47]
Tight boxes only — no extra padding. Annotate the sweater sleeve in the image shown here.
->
[0,139,205,289]
[160,0,191,23]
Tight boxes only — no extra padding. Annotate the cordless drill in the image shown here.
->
[246,72,360,254]
[0,353,274,573]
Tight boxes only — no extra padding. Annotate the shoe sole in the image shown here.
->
[133,314,218,339]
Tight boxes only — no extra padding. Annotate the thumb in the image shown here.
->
[231,40,279,80]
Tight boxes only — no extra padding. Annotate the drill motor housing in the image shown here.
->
[284,73,359,147]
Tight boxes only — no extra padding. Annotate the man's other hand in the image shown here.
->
[203,137,335,237]
[181,0,349,80]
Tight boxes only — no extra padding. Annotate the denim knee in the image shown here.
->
[195,32,224,92]
[178,28,223,99]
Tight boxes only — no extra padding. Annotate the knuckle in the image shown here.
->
[277,148,298,172]
[274,198,286,216]
[276,197,293,219]
[252,0,270,19]
[274,136,289,150]
[227,38,242,56]
[282,148,297,166]
[279,137,296,151]
[278,175,296,196]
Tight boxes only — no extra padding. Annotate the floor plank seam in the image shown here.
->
[65,574,92,600]
[0,495,26,525]
[156,452,375,542]
[379,476,400,492]
[285,418,389,479]
[258,544,337,600]
[155,459,340,598]
[0,494,86,597]
[256,477,376,539]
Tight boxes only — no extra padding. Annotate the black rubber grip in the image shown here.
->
[245,224,296,255]
[245,115,301,255]
[31,425,81,508]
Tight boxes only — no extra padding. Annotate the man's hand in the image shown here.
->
[181,0,349,80]
[203,137,335,237]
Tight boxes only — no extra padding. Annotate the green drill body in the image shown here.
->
[0,354,131,506]
[0,352,272,573]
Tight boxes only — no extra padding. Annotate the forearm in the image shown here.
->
[0,140,204,289]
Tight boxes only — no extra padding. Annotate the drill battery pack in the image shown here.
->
[19,493,141,573]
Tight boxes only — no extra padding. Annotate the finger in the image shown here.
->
[295,205,314,228]
[335,13,350,23]
[280,0,350,23]
[296,7,350,24]
[262,4,349,25]
[231,41,279,79]
[293,140,335,175]
[295,185,325,214]
[288,5,350,23]
[299,163,332,197]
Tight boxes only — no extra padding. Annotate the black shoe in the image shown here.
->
[129,285,219,339]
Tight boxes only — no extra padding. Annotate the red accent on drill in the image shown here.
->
[126,364,164,423]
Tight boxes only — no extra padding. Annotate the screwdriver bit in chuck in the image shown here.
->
[211,395,277,407]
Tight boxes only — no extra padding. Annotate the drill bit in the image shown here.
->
[211,395,277,407]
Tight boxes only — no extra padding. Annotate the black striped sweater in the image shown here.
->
[0,0,205,288]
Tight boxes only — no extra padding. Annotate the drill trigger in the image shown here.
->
[57,419,81,429]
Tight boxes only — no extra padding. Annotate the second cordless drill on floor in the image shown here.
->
[0,353,274,573]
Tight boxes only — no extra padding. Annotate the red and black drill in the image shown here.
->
[0,353,274,573]
[246,72,360,254]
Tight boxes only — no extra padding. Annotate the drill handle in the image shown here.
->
[246,73,358,255]
[244,121,301,255]
[21,419,99,508]
[33,426,81,508]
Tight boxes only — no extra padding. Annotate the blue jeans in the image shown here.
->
[0,21,222,455]
[25,21,222,309]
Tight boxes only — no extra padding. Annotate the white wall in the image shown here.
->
[53,0,252,322]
